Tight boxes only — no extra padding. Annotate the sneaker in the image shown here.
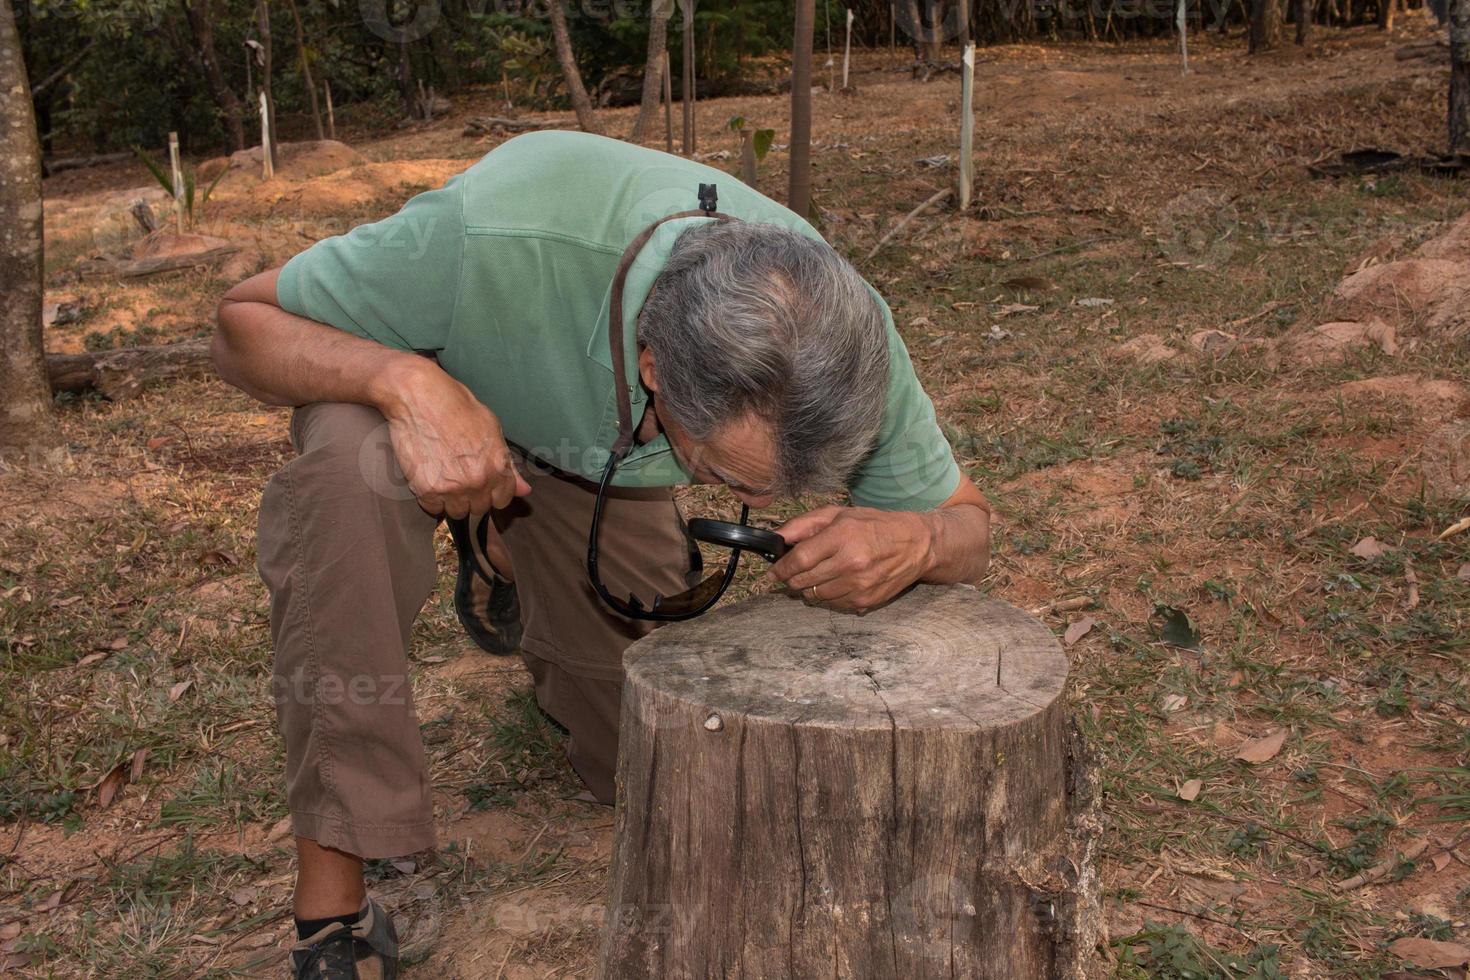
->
[290,899,398,979]
[446,515,523,655]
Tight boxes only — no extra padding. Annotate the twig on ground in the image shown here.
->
[865,187,952,260]
[1335,838,1430,890]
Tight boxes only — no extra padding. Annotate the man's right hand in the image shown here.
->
[375,357,532,519]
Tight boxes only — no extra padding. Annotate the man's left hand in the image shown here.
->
[768,506,934,613]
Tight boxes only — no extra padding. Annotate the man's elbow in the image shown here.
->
[212,298,244,384]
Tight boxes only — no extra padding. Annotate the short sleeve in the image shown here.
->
[276,176,466,352]
[846,301,962,512]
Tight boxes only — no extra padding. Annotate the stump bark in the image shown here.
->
[599,584,1101,980]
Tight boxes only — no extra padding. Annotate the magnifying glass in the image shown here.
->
[686,519,789,563]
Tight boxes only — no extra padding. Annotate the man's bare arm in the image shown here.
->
[214,268,426,409]
[213,268,529,517]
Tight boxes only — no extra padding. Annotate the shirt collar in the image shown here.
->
[585,215,720,484]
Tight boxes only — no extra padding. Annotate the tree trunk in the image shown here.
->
[1296,0,1312,43]
[920,0,945,60]
[257,0,278,168]
[1377,0,1395,28]
[679,0,695,153]
[283,0,323,140]
[1250,0,1283,50]
[545,0,601,134]
[0,0,61,459]
[599,586,1102,979]
[183,0,246,152]
[789,0,815,217]
[1452,0,1470,152]
[631,0,673,142]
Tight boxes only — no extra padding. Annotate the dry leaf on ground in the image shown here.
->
[1235,729,1288,763]
[1063,616,1096,647]
[1387,937,1470,969]
[1178,779,1202,802]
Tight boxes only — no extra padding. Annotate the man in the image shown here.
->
[214,131,990,978]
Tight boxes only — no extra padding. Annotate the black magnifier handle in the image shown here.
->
[687,519,789,563]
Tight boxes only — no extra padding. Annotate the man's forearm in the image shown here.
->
[213,269,424,411]
[919,502,991,586]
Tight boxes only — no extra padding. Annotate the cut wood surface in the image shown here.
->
[46,337,214,401]
[600,583,1101,979]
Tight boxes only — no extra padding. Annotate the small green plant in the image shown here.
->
[133,147,229,229]
[729,116,776,185]
[1115,922,1285,979]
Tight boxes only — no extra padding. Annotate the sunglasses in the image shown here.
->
[586,446,747,621]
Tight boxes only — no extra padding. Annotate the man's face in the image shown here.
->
[639,349,778,509]
[664,409,779,509]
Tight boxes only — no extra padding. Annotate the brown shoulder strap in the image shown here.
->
[607,208,735,455]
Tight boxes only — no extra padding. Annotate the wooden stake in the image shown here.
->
[167,131,184,233]
[842,8,853,89]
[325,79,336,140]
[259,90,274,180]
[958,43,974,210]
[662,50,674,154]
[740,128,756,186]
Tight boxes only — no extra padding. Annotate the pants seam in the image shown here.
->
[283,464,344,826]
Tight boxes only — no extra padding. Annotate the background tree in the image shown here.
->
[789,0,815,216]
[255,0,277,167]
[0,0,61,458]
[283,0,323,140]
[632,0,673,141]
[545,0,601,134]
[1250,0,1284,50]
[1296,0,1312,44]
[183,0,246,151]
[1453,0,1470,151]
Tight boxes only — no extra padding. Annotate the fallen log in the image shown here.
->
[42,150,133,176]
[77,245,240,281]
[46,337,215,401]
[462,116,558,137]
[600,584,1103,979]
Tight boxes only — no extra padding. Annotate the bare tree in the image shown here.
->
[256,0,278,168]
[283,0,324,140]
[1453,0,1470,151]
[545,0,602,134]
[789,0,815,217]
[183,0,246,151]
[0,0,61,458]
[632,0,673,142]
[1249,0,1283,51]
[679,0,695,153]
[1295,0,1312,44]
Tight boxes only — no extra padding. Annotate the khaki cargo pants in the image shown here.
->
[256,402,690,859]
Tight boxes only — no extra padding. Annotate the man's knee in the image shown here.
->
[286,402,416,505]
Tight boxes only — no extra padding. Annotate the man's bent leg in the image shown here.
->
[494,462,693,803]
[258,402,440,913]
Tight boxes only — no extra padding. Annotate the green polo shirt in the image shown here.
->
[277,131,960,510]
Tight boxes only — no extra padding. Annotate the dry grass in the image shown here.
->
[4,16,1469,978]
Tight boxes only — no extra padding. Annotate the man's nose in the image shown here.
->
[733,489,776,509]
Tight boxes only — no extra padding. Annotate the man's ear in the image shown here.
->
[638,347,659,392]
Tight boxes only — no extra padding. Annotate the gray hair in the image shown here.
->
[637,220,890,496]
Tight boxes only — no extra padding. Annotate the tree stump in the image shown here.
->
[599,584,1101,980]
